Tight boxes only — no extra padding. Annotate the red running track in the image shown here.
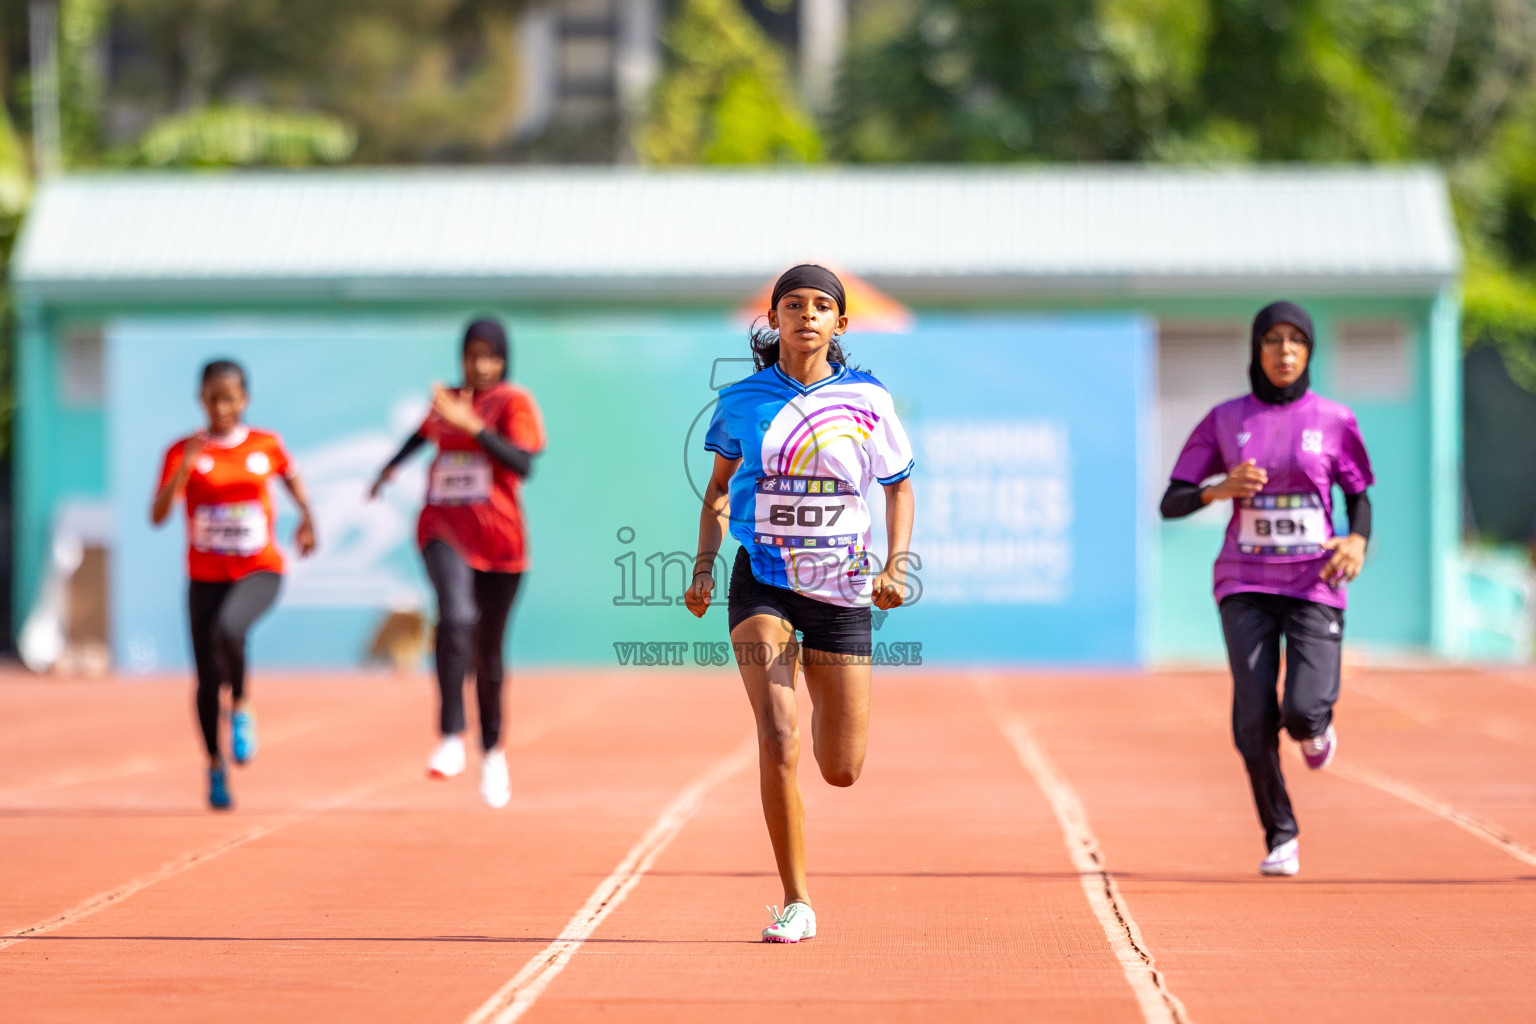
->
[1,666,1533,1022]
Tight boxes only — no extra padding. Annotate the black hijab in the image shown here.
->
[463,317,510,381]
[1249,301,1313,405]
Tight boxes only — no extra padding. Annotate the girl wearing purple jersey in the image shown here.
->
[683,265,916,942]
[1160,301,1374,877]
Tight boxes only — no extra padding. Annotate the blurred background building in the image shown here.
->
[3,0,1536,669]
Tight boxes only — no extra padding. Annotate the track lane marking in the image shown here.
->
[0,776,396,950]
[988,705,1190,1024]
[0,715,341,800]
[463,737,754,1024]
[0,686,622,951]
[1326,761,1536,869]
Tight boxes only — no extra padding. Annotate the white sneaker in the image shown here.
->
[479,749,511,808]
[1260,838,1300,876]
[426,735,466,779]
[762,902,816,943]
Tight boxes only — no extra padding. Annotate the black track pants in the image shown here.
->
[1219,591,1344,851]
[189,573,282,759]
[422,540,523,750]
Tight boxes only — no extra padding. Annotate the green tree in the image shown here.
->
[124,105,355,168]
[837,0,1536,392]
[834,0,1212,161]
[106,0,529,163]
[0,8,30,464]
[637,0,821,165]
[59,0,110,165]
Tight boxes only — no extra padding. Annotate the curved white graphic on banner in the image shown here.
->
[283,398,431,609]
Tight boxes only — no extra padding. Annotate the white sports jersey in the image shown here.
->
[705,362,915,607]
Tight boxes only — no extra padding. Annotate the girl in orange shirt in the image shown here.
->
[151,360,316,810]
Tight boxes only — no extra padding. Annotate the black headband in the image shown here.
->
[1248,300,1314,405]
[770,264,846,315]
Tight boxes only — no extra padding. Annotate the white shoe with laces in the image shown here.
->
[762,902,816,943]
[479,749,511,808]
[426,735,466,779]
[1260,838,1300,876]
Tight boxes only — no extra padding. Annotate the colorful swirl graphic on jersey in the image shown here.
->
[773,404,878,476]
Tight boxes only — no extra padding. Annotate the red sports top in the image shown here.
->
[417,383,546,573]
[158,427,293,582]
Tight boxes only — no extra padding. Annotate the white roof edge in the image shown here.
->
[12,165,1462,299]
[12,271,1457,306]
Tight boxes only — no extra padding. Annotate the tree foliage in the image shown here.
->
[637,0,821,165]
[99,0,530,163]
[836,0,1536,388]
[125,106,356,167]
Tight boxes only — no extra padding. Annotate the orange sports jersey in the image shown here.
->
[417,382,546,573]
[158,427,294,582]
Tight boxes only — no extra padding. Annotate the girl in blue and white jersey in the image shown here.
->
[685,265,916,943]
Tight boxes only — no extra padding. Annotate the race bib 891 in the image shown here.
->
[1237,493,1328,556]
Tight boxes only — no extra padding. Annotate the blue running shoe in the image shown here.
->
[231,709,258,765]
[208,765,233,810]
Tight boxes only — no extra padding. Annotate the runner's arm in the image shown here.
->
[1344,489,1372,542]
[475,428,535,477]
[381,431,427,475]
[1159,479,1204,519]
[1319,489,1372,585]
[1161,460,1268,519]
[151,439,203,526]
[873,478,914,610]
[370,430,427,499]
[150,475,185,526]
[684,454,739,618]
[280,470,318,556]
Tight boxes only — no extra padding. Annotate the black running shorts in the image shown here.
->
[726,547,872,657]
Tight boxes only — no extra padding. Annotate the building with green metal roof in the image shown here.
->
[9,166,1464,669]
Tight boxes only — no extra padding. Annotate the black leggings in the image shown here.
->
[422,540,523,750]
[1219,591,1344,851]
[189,573,281,759]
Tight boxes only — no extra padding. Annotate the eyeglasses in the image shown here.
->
[1259,333,1307,349]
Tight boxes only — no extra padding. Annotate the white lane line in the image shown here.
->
[0,691,608,950]
[1494,672,1536,694]
[995,714,1190,1024]
[0,820,293,950]
[464,737,755,1024]
[1330,761,1536,869]
[0,716,341,800]
[0,777,391,951]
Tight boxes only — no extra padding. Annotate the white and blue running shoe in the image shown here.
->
[762,902,816,943]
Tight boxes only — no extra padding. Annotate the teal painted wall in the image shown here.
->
[101,310,1150,671]
[15,289,1458,666]
[14,306,109,626]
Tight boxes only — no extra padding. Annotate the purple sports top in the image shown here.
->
[1170,391,1374,609]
